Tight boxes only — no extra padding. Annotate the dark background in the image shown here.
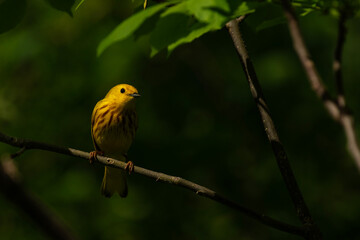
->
[0,0,359,239]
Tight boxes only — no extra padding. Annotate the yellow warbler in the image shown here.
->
[90,84,140,198]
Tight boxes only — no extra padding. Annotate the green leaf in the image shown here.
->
[45,0,75,16]
[97,2,171,56]
[231,1,256,18]
[0,0,27,34]
[150,13,198,56]
[149,2,192,56]
[187,0,230,28]
[150,0,257,56]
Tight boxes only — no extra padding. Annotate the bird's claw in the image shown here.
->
[89,150,104,164]
[125,161,134,174]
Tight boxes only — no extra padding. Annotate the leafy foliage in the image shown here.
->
[97,0,360,57]
[98,0,259,57]
[97,2,173,56]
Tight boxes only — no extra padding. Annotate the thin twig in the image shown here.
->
[0,131,306,237]
[0,155,77,240]
[280,0,360,171]
[226,19,321,239]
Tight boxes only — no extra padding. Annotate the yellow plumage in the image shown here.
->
[91,84,139,198]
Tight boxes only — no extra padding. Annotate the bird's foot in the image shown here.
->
[89,150,104,164]
[125,161,134,174]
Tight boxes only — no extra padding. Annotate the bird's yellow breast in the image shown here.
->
[91,100,138,158]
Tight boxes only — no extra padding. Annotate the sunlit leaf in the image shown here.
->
[231,1,257,18]
[187,0,230,28]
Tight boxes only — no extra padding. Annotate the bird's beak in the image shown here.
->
[128,93,141,98]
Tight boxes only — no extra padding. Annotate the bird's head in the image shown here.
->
[105,84,140,109]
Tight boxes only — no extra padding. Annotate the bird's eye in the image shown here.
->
[120,88,125,93]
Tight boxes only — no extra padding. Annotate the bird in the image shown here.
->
[90,84,140,198]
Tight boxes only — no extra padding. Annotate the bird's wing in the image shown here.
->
[91,101,102,152]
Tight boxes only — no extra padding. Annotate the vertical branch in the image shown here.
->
[280,0,360,171]
[226,19,321,239]
[0,156,77,240]
[280,0,340,120]
[333,10,360,168]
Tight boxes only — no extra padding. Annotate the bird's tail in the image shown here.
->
[101,166,128,198]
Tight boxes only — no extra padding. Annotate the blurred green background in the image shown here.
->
[0,0,359,239]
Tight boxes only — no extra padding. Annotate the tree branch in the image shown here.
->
[0,155,77,240]
[280,0,340,120]
[226,19,321,239]
[0,131,306,237]
[332,10,360,166]
[280,0,360,171]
